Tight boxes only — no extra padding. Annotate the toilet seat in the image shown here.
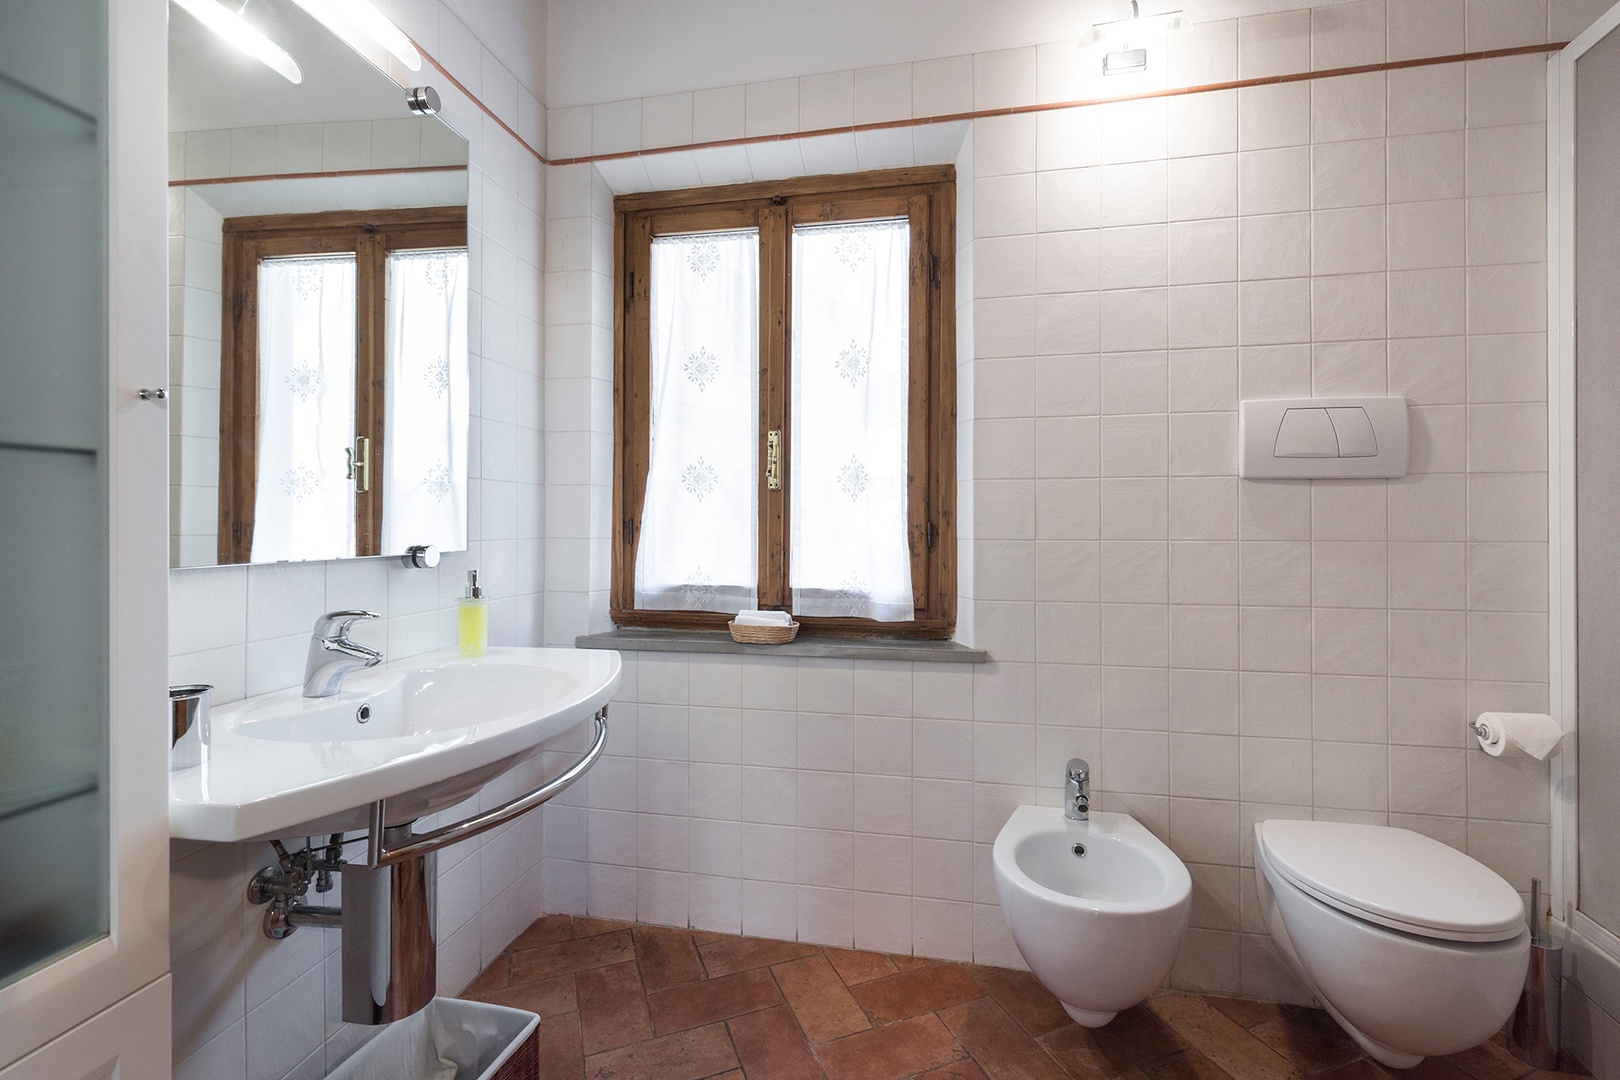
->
[1256,820,1523,943]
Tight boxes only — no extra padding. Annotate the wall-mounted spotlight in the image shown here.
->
[1079,0,1193,76]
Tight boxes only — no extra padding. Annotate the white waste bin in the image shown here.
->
[327,997,540,1080]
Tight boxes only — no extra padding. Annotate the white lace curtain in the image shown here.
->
[251,254,357,562]
[381,248,469,554]
[634,230,761,612]
[791,219,914,621]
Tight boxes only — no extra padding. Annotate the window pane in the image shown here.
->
[790,219,914,621]
[636,230,760,612]
[251,254,358,562]
[381,248,469,555]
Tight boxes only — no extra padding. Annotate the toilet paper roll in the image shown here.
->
[1473,712,1564,760]
[733,609,793,627]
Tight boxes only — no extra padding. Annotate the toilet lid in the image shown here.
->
[1258,820,1525,942]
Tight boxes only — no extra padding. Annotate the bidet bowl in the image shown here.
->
[993,805,1191,1026]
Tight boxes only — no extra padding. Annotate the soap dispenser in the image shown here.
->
[458,569,488,657]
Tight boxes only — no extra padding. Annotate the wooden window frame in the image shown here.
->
[612,166,957,639]
[217,206,466,564]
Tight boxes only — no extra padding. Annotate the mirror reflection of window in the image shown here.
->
[382,248,468,555]
[251,254,358,562]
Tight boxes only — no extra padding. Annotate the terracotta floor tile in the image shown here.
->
[892,954,939,971]
[850,962,984,1025]
[969,966,1071,1037]
[938,997,1070,1080]
[648,966,784,1034]
[1439,1041,1536,1080]
[699,935,819,978]
[577,962,654,1055]
[1039,1005,1188,1080]
[1141,1050,1246,1080]
[636,925,707,992]
[916,1062,991,1080]
[1204,996,1288,1030]
[539,1010,584,1080]
[584,1022,740,1080]
[573,915,636,938]
[512,930,637,983]
[509,913,577,952]
[692,931,731,946]
[1145,993,1300,1080]
[825,947,900,986]
[815,1014,966,1080]
[460,954,510,999]
[772,953,872,1043]
[476,973,579,1018]
[1525,1069,1594,1079]
[1251,1009,1362,1075]
[1383,1058,1473,1080]
[728,1004,825,1080]
[1316,1061,1396,1080]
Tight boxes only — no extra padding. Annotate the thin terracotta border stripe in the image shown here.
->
[414,40,546,163]
[170,163,465,187]
[548,40,1566,168]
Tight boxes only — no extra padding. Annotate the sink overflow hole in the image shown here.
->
[356,703,372,724]
[1072,843,1086,857]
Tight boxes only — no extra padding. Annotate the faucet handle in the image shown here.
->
[1066,758,1090,782]
[313,610,381,638]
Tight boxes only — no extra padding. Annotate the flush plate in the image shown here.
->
[1239,397,1409,479]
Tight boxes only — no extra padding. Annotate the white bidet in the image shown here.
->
[992,805,1191,1027]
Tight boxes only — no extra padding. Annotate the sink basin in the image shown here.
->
[169,646,620,843]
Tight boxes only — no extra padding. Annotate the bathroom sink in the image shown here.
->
[169,646,620,843]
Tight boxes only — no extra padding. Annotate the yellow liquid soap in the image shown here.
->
[458,597,488,657]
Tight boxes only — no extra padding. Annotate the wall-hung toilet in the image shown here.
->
[1254,820,1529,1069]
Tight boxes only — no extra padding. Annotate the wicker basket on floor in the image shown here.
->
[728,619,799,644]
[492,1027,539,1080]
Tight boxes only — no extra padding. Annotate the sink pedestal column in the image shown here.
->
[341,824,437,1024]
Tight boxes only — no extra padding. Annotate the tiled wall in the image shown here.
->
[168,190,225,567]
[164,2,549,1076]
[537,0,1600,1005]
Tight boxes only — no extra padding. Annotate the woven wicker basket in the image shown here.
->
[728,619,799,644]
[491,1027,539,1080]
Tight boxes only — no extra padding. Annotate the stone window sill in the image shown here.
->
[574,628,988,663]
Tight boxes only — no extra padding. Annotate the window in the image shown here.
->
[613,167,957,637]
[218,207,468,563]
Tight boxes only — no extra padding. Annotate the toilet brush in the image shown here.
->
[1508,878,1561,1069]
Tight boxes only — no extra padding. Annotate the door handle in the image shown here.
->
[345,435,371,493]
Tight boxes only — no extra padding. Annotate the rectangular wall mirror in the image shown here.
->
[168,0,470,568]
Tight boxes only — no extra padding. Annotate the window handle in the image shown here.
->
[766,430,782,491]
[346,435,371,493]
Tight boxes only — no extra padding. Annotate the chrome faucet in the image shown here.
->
[1065,758,1090,822]
[303,610,382,697]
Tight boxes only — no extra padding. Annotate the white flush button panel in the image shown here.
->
[1239,397,1408,479]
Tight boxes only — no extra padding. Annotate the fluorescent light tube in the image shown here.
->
[292,0,423,72]
[171,0,302,83]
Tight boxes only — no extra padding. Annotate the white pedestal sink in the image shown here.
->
[169,646,621,843]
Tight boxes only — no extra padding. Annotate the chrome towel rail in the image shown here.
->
[365,707,608,868]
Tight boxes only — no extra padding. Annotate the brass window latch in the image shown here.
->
[346,435,371,493]
[766,429,782,491]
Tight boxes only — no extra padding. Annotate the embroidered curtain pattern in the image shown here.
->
[634,229,761,612]
[381,248,469,554]
[790,219,914,621]
[251,254,357,562]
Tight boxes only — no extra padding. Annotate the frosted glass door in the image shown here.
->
[0,0,110,988]
[1575,19,1620,936]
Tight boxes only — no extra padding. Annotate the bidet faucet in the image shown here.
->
[303,610,382,698]
[1065,758,1090,821]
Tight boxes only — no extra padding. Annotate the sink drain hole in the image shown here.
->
[1072,842,1086,857]
[356,703,372,724]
